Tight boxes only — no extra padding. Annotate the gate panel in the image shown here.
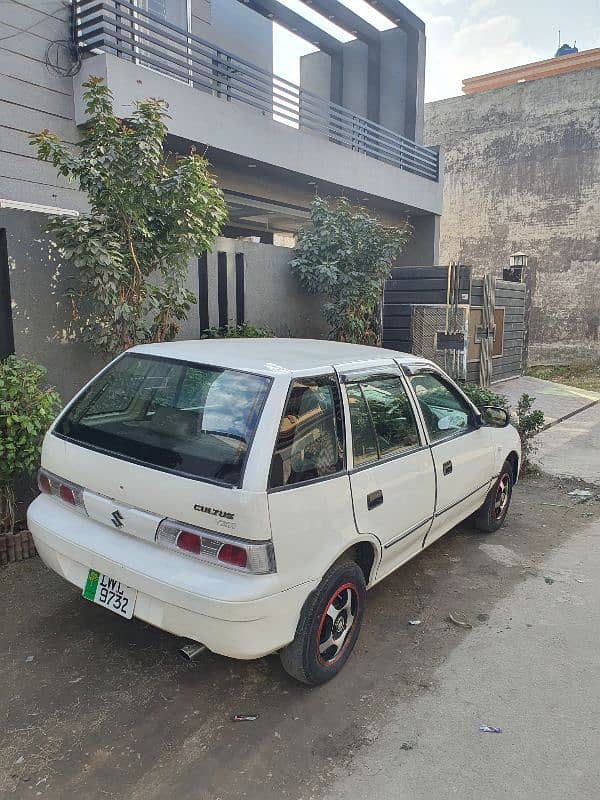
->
[383,266,450,352]
[468,279,526,383]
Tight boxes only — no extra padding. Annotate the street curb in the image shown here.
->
[541,398,600,432]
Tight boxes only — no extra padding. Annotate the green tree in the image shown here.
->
[0,357,61,535]
[291,196,412,344]
[31,77,227,356]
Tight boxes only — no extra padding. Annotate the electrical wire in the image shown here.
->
[45,38,82,76]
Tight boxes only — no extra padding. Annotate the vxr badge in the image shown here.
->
[111,509,124,528]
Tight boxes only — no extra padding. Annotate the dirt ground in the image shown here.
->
[2,473,599,800]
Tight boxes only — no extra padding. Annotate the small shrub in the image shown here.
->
[516,393,545,472]
[461,383,544,474]
[0,357,61,534]
[460,383,510,412]
[200,324,274,339]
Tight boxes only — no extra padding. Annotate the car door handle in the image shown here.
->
[367,490,384,510]
[443,460,453,476]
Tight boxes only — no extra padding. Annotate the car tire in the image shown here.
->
[471,461,513,533]
[280,561,366,686]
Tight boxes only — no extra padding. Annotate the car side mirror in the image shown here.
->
[481,406,511,428]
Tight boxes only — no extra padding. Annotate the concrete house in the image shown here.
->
[0,0,442,398]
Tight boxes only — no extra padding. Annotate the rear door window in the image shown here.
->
[55,354,271,486]
[269,375,345,488]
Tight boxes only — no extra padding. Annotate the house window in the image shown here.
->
[140,0,188,29]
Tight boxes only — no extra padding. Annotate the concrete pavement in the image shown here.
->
[535,402,600,484]
[498,375,599,427]
[324,517,600,800]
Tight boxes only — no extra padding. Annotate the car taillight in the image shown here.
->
[156,519,275,574]
[37,469,87,515]
[218,543,248,569]
[177,531,202,555]
[59,484,76,505]
[38,471,52,495]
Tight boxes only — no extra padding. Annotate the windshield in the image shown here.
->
[55,354,272,486]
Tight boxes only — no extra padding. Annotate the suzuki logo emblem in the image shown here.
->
[111,509,124,528]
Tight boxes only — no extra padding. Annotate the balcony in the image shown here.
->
[73,0,441,210]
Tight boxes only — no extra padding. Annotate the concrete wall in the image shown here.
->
[341,40,369,119]
[206,238,328,337]
[0,1,84,212]
[396,214,440,266]
[414,29,426,143]
[379,28,408,139]
[191,0,272,73]
[1,209,106,402]
[300,25,422,142]
[300,50,332,102]
[0,207,326,400]
[424,67,600,364]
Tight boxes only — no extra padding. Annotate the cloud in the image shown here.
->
[468,0,496,16]
[424,14,546,101]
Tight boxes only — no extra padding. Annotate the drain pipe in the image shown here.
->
[179,641,207,661]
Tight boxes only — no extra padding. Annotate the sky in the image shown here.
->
[273,0,600,102]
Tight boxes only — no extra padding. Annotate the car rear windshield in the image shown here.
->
[54,354,272,486]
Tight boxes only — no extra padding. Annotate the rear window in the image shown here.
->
[55,354,271,486]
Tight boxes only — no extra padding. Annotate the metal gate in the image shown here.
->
[383,265,526,385]
[466,277,526,384]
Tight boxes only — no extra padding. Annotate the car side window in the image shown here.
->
[410,372,474,442]
[347,375,421,467]
[346,384,379,466]
[269,375,345,489]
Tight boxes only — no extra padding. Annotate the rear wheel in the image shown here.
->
[280,561,366,685]
[471,461,513,533]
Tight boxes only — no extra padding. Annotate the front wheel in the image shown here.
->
[280,561,366,685]
[471,461,513,533]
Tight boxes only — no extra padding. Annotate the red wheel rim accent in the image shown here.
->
[493,472,511,519]
[315,582,360,667]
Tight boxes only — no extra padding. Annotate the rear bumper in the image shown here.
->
[27,496,312,659]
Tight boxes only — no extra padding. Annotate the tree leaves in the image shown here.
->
[30,77,228,356]
[291,197,412,344]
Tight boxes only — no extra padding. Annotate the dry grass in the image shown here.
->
[527,363,600,393]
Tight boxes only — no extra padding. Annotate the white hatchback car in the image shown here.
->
[29,339,520,684]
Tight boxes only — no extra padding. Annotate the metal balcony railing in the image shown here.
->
[74,0,439,182]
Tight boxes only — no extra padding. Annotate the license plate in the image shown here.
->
[82,570,137,619]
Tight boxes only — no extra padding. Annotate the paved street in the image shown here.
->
[500,375,599,426]
[325,513,600,800]
[536,402,600,484]
[2,468,599,799]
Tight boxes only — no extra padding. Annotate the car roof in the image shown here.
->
[131,338,428,376]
